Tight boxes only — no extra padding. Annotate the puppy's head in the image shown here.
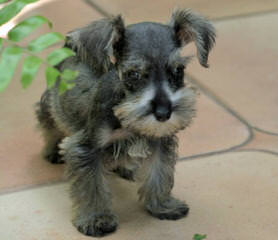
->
[67,9,215,138]
[114,10,215,137]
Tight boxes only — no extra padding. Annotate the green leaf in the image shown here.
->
[20,0,40,3]
[0,38,2,50]
[193,234,207,240]
[47,47,75,66]
[58,79,75,94]
[28,32,64,52]
[0,0,25,26]
[8,15,52,42]
[45,66,60,88]
[61,69,78,81]
[58,79,73,94]
[58,69,78,94]
[0,0,10,4]
[21,55,41,88]
[0,46,22,92]
[58,79,67,94]
[0,0,39,26]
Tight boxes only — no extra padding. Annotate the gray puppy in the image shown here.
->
[36,9,215,237]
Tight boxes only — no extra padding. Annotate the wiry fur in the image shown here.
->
[170,9,216,67]
[36,9,215,237]
[113,85,196,137]
[65,15,125,75]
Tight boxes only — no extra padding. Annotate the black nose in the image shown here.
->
[154,106,171,122]
[151,100,172,122]
[151,90,172,122]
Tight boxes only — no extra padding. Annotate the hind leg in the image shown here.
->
[36,91,64,164]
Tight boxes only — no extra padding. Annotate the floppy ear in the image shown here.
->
[170,9,216,68]
[65,15,125,75]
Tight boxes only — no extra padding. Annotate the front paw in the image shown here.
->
[146,197,189,220]
[73,213,118,237]
[43,147,64,164]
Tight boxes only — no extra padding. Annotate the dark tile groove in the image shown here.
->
[177,74,255,160]
[211,9,278,22]
[179,142,250,161]
[253,127,278,136]
[234,149,278,156]
[0,179,66,196]
[83,0,110,17]
[83,0,278,24]
[187,75,253,131]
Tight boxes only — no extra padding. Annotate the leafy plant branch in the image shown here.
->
[0,0,78,94]
[193,233,207,240]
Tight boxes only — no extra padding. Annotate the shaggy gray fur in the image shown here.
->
[36,9,215,237]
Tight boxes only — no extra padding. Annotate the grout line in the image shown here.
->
[180,148,278,162]
[234,148,278,156]
[211,8,278,23]
[83,0,278,24]
[177,74,255,161]
[0,179,66,196]
[83,0,111,17]
[253,127,278,136]
[187,74,254,133]
[179,138,251,161]
[186,74,254,130]
[1,148,277,197]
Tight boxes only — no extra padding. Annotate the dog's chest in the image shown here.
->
[98,127,152,161]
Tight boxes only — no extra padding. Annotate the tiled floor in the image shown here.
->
[0,0,277,239]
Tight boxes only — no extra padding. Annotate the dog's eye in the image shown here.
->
[174,65,185,76]
[127,70,141,80]
[124,70,141,92]
[168,65,185,90]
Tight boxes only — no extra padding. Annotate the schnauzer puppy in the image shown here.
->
[36,9,215,237]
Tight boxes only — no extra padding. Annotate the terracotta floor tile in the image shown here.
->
[187,13,278,134]
[0,0,102,192]
[0,152,277,240]
[87,0,278,23]
[238,129,278,154]
[177,92,250,158]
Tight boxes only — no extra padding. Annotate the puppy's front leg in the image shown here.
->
[138,137,189,220]
[60,131,117,237]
